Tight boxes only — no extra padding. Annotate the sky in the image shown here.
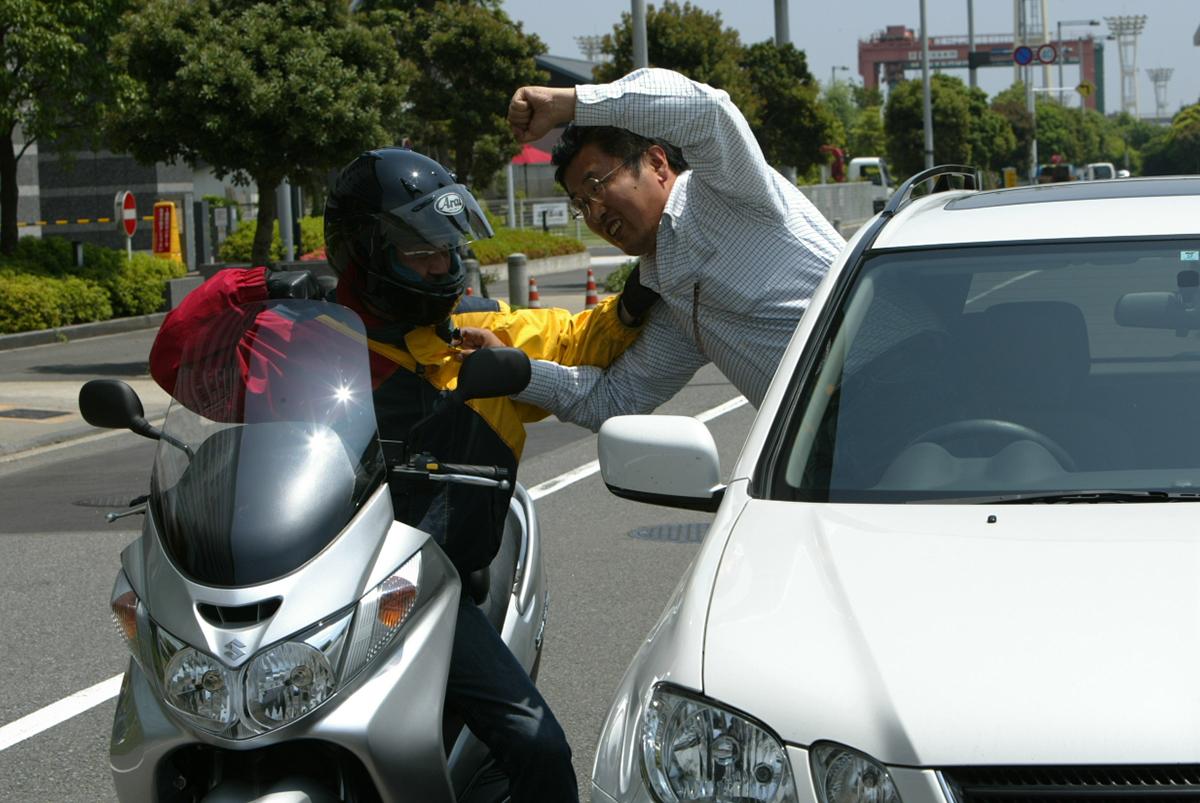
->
[497,0,1200,119]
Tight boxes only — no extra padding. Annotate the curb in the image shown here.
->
[0,312,168,352]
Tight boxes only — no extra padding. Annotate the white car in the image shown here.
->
[591,169,1200,803]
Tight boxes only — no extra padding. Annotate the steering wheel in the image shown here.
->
[909,418,1077,472]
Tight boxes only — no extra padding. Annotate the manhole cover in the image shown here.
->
[0,408,69,420]
[628,523,708,544]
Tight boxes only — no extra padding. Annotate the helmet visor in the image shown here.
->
[378,184,493,254]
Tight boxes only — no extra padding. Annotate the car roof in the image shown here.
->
[871,176,1200,250]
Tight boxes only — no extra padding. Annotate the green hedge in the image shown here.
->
[0,236,187,333]
[0,272,112,334]
[218,216,325,263]
[471,229,585,265]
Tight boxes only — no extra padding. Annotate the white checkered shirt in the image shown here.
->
[516,68,845,431]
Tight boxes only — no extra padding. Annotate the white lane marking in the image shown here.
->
[0,675,123,751]
[0,396,750,750]
[966,270,1041,305]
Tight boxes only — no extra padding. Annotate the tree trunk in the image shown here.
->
[252,176,279,266]
[1,126,19,256]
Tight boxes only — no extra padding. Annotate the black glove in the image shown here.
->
[617,264,659,326]
[266,269,323,300]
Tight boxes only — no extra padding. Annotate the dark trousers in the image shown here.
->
[446,597,579,803]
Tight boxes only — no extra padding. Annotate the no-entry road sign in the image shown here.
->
[116,191,137,237]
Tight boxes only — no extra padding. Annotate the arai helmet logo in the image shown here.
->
[435,193,464,216]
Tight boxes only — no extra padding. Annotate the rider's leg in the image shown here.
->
[445,596,578,803]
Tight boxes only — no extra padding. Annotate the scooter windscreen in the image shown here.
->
[150,300,384,587]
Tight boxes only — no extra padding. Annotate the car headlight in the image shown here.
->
[810,743,902,803]
[641,684,798,803]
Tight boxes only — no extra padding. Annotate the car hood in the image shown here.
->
[703,501,1200,766]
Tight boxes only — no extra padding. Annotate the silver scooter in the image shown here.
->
[79,299,548,803]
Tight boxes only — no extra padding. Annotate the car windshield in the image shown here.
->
[150,300,383,586]
[772,238,1200,503]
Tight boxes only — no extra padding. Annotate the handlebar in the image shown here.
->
[391,458,511,490]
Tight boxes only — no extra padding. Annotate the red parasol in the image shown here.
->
[511,144,552,165]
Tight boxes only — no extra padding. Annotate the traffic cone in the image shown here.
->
[464,285,474,296]
[584,268,599,310]
[527,276,541,309]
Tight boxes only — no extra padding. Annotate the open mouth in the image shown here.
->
[605,218,622,239]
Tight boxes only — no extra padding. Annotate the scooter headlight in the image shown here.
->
[641,684,798,803]
[161,642,237,726]
[244,642,337,728]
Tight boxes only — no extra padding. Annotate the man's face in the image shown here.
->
[563,143,673,256]
[396,247,452,280]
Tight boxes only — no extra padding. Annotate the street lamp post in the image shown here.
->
[1057,19,1100,106]
[830,65,850,87]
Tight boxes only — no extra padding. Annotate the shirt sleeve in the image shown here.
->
[514,307,708,432]
[575,67,786,216]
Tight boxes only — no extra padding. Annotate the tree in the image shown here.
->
[965,85,1016,177]
[106,0,411,265]
[384,1,546,188]
[0,0,127,255]
[991,83,1034,176]
[884,75,973,178]
[598,1,759,125]
[1142,103,1200,176]
[740,41,833,175]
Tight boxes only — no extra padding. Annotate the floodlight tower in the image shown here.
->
[1105,15,1148,116]
[1146,67,1174,119]
[574,35,604,62]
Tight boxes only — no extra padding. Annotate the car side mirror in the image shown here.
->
[597,415,725,512]
[453,347,531,402]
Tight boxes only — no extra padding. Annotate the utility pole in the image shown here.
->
[920,0,934,170]
[967,0,976,89]
[632,0,648,69]
[776,1,796,183]
[1057,20,1100,107]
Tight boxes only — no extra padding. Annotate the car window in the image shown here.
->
[770,239,1200,502]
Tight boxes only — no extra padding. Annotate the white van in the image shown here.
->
[1082,162,1117,181]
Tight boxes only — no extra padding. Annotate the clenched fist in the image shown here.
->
[508,86,576,143]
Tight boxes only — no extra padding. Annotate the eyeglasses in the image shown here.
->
[568,155,641,220]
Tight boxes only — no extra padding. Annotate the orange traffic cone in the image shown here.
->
[584,268,599,310]
[528,276,541,309]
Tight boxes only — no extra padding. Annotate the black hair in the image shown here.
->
[551,124,689,189]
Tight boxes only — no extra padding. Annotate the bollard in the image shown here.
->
[463,257,482,297]
[507,252,528,307]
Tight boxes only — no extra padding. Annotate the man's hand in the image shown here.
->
[617,265,660,326]
[508,86,576,144]
[266,269,323,300]
[452,326,506,360]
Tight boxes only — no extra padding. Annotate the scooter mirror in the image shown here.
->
[454,347,531,402]
[79,379,147,430]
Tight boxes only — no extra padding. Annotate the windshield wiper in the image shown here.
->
[993,490,1200,504]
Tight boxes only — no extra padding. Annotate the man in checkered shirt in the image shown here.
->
[499,67,845,431]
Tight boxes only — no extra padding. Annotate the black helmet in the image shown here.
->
[325,147,493,325]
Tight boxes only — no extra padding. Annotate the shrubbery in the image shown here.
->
[0,273,112,334]
[218,216,325,263]
[470,228,585,265]
[0,236,187,334]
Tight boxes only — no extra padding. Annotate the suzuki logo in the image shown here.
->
[223,639,246,660]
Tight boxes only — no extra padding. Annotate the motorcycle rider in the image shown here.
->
[149,147,656,801]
